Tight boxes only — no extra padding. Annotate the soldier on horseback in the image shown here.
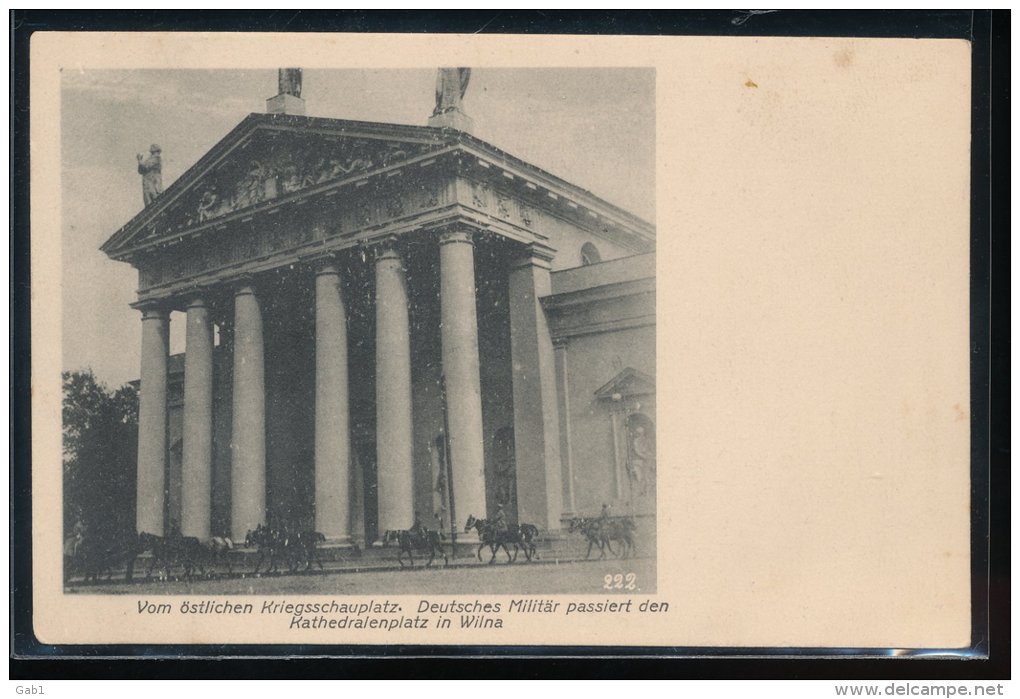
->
[411,512,427,539]
[492,503,509,535]
[64,518,86,558]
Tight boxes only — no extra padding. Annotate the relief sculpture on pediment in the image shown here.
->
[197,189,227,222]
[471,181,489,208]
[385,195,405,218]
[233,160,271,209]
[355,201,374,226]
[496,192,512,219]
[147,138,434,239]
[521,203,533,226]
[422,183,441,208]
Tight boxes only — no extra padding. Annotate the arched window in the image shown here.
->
[580,242,602,266]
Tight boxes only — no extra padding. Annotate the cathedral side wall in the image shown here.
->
[454,176,646,274]
[559,324,656,517]
[547,256,656,520]
[545,222,639,272]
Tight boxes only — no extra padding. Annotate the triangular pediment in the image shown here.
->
[594,367,656,401]
[101,114,455,258]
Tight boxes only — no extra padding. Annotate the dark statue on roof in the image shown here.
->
[279,68,302,98]
[433,67,471,116]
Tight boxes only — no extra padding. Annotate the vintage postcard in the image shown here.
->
[30,31,972,649]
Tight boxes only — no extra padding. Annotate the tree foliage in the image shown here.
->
[62,370,138,540]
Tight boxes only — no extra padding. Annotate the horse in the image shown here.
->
[64,534,108,583]
[133,531,208,580]
[245,524,291,574]
[516,523,541,562]
[136,531,193,580]
[173,536,212,578]
[63,532,85,583]
[155,534,206,579]
[289,531,325,572]
[381,528,447,568]
[464,515,516,564]
[568,516,637,559]
[205,536,234,575]
[569,517,613,560]
[133,531,171,580]
[600,517,637,559]
[65,532,138,584]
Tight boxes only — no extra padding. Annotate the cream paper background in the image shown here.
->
[30,32,972,648]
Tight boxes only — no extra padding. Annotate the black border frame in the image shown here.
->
[10,9,1009,680]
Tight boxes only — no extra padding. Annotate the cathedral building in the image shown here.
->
[101,69,656,547]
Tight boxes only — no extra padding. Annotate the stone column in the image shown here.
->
[374,242,414,536]
[314,260,352,543]
[508,246,564,530]
[231,283,266,541]
[136,305,169,536]
[554,338,576,518]
[439,228,487,529]
[181,296,213,540]
[211,316,234,538]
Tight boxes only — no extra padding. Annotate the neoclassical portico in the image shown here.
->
[105,70,655,546]
[130,225,497,544]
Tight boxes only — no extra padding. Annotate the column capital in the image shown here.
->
[510,243,557,271]
[132,300,171,318]
[315,261,340,276]
[437,227,475,247]
[370,235,405,262]
[314,258,341,277]
[138,306,169,321]
[299,250,341,275]
[185,295,209,310]
[231,276,259,297]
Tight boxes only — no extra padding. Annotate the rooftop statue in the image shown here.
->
[279,68,302,98]
[433,67,471,116]
[136,144,163,206]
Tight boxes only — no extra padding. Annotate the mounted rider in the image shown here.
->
[64,518,86,558]
[491,503,509,536]
[411,512,427,539]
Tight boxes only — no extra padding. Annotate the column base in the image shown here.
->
[455,530,481,545]
[372,530,479,549]
[321,535,352,546]
[317,538,362,560]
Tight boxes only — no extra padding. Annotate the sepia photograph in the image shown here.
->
[26,28,980,651]
[60,66,656,596]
